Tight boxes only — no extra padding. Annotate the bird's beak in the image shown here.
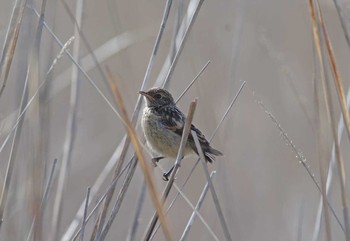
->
[138,90,147,96]
[139,90,152,99]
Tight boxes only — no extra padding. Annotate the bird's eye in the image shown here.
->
[154,94,162,99]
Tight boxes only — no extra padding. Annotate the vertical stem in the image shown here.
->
[192,131,233,241]
[50,0,84,240]
[143,100,197,241]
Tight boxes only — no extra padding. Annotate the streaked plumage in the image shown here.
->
[139,87,222,163]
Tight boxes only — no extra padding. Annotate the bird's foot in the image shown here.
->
[151,156,164,167]
[162,173,169,181]
[162,166,174,181]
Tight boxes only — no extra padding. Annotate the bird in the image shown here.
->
[139,87,222,180]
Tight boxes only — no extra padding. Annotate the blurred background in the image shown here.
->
[0,0,350,240]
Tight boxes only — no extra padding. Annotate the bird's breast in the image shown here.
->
[141,107,192,158]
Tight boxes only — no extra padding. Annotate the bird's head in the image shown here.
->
[139,87,175,108]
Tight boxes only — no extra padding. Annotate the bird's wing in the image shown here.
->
[187,125,223,163]
[158,107,185,132]
[158,107,209,145]
[159,108,221,162]
[187,124,211,147]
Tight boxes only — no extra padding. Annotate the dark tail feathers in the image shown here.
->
[204,146,223,163]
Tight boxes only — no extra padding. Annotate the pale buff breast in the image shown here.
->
[141,107,193,158]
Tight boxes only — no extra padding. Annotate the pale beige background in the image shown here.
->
[0,0,350,240]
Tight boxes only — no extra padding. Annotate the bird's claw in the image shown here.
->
[162,173,170,181]
[162,166,174,181]
[151,156,164,167]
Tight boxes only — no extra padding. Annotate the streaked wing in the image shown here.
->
[158,107,185,132]
[187,125,219,163]
[170,122,210,149]
[187,124,210,147]
[157,106,209,146]
[157,106,221,163]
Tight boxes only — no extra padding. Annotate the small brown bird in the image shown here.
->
[139,87,222,180]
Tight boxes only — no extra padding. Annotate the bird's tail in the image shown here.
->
[204,146,223,163]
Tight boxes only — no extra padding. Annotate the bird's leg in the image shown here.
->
[162,166,174,181]
[162,156,184,181]
[151,156,164,167]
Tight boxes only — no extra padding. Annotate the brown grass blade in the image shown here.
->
[0,0,48,238]
[112,78,173,241]
[0,0,28,98]
[307,0,333,240]
[143,99,197,241]
[89,1,173,237]
[315,1,350,145]
[310,0,350,240]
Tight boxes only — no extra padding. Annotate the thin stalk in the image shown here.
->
[210,81,245,140]
[150,81,245,240]
[50,1,84,240]
[80,187,91,241]
[172,183,219,241]
[71,157,134,241]
[155,0,203,87]
[313,0,350,239]
[150,165,219,241]
[0,0,28,98]
[0,34,72,239]
[26,158,58,241]
[180,171,215,241]
[25,12,145,240]
[142,100,197,241]
[192,130,233,241]
[313,82,350,241]
[63,138,126,241]
[1,6,130,152]
[95,157,139,241]
[308,0,333,239]
[126,182,146,241]
[332,0,350,49]
[0,0,48,237]
[112,79,174,241]
[60,0,117,105]
[0,55,29,232]
[254,90,344,231]
[149,162,200,241]
[29,1,49,239]
[0,35,74,158]
[169,0,183,61]
[91,0,173,238]
[297,202,304,241]
[162,0,205,88]
[316,0,350,145]
[175,60,210,103]
[30,7,124,124]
